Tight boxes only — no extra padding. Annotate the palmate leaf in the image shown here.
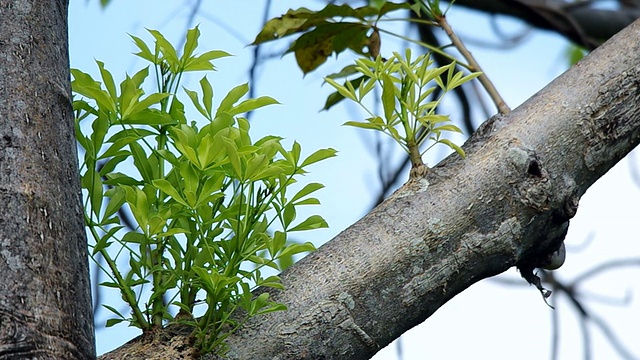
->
[253,8,317,44]
[288,215,328,232]
[290,22,369,74]
[253,2,410,45]
[323,75,368,111]
[254,2,410,74]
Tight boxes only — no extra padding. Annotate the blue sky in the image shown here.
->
[69,1,640,358]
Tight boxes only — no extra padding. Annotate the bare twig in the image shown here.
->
[571,258,640,284]
[436,15,511,115]
[549,297,560,360]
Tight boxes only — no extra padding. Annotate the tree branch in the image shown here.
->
[451,0,640,49]
[100,19,640,360]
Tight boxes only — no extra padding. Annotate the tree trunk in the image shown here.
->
[0,1,95,358]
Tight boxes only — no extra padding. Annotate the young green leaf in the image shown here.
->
[290,182,324,204]
[288,215,328,232]
[381,73,396,121]
[301,148,337,167]
[200,76,214,118]
[216,83,249,117]
[152,179,189,207]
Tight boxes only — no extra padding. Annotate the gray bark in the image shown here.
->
[0,1,95,359]
[100,18,640,360]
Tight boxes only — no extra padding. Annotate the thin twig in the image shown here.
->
[571,258,640,285]
[436,15,511,115]
[549,296,560,360]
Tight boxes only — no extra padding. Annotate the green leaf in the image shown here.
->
[131,67,149,88]
[216,83,249,117]
[121,108,176,126]
[290,183,324,203]
[104,318,125,328]
[103,172,142,186]
[103,304,126,319]
[278,241,317,258]
[222,136,242,179]
[567,44,588,66]
[183,50,232,72]
[289,23,368,74]
[171,126,200,166]
[103,186,126,220]
[322,75,367,111]
[124,187,149,229]
[98,281,121,288]
[122,231,147,244]
[180,161,200,197]
[118,77,142,119]
[99,154,128,175]
[346,118,384,131]
[281,203,296,229]
[129,142,153,182]
[432,124,462,133]
[226,96,280,117]
[292,197,320,206]
[92,226,123,255]
[249,292,271,315]
[148,29,180,71]
[253,3,410,46]
[71,69,116,113]
[252,8,317,44]
[130,34,156,64]
[290,141,302,166]
[258,275,285,290]
[301,148,337,167]
[447,71,482,91]
[255,302,287,315]
[152,179,189,207]
[81,169,103,218]
[96,61,117,100]
[100,137,137,159]
[90,114,109,156]
[324,78,357,102]
[200,76,214,118]
[268,231,287,258]
[326,64,359,79]
[381,74,396,121]
[123,93,170,119]
[288,215,328,232]
[184,87,209,119]
[244,154,269,181]
[437,138,465,157]
[169,96,186,123]
[180,26,201,65]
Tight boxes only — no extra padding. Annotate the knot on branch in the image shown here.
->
[506,143,552,211]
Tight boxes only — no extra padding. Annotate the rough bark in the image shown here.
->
[100,18,640,360]
[451,0,640,49]
[0,1,95,359]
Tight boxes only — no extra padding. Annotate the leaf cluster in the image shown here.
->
[325,49,479,168]
[73,27,335,354]
[252,2,413,74]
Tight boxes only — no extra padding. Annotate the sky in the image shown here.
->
[68,1,640,359]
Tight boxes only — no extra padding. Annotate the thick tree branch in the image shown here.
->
[452,0,640,49]
[100,19,640,360]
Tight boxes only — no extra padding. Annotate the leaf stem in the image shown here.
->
[377,28,471,70]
